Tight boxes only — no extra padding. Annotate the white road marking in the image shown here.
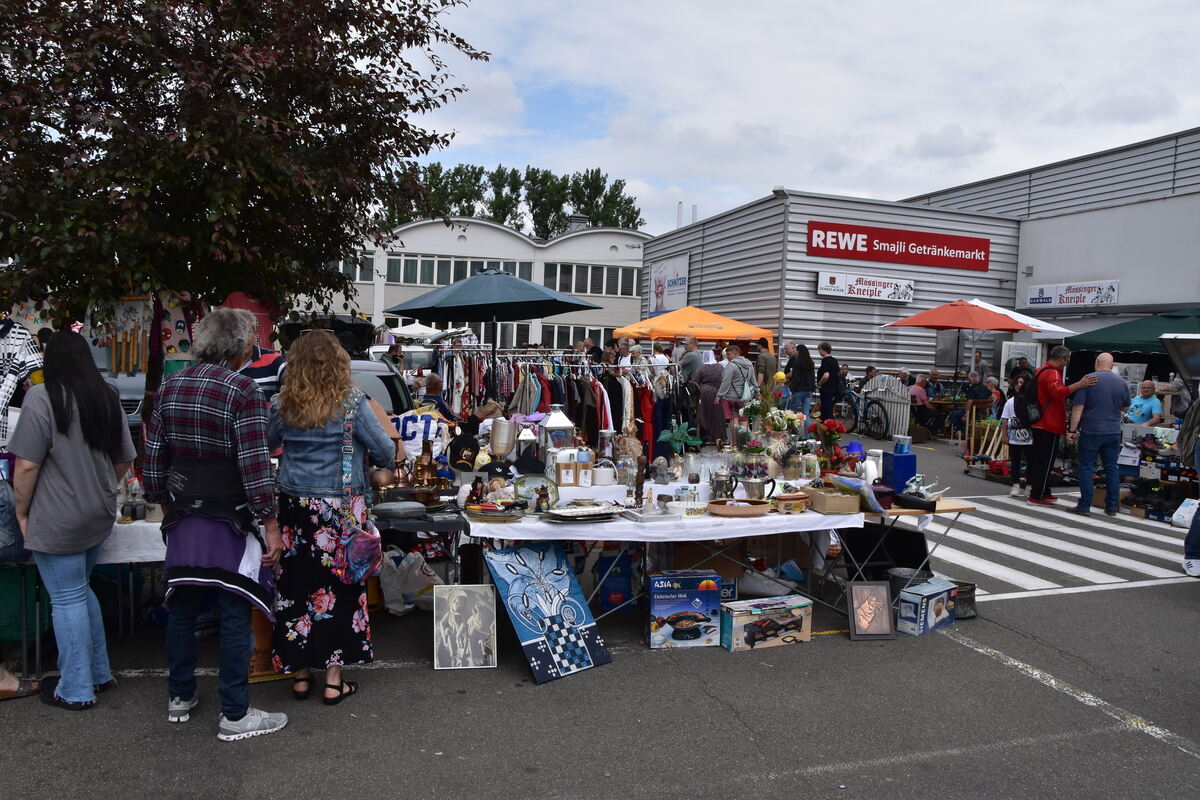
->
[969,498,1183,562]
[941,628,1200,761]
[776,726,1125,779]
[917,516,1177,578]
[987,494,1187,545]
[976,576,1198,602]
[940,528,1124,583]
[928,544,1061,590]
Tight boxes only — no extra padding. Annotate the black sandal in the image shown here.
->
[322,680,358,706]
[292,675,312,700]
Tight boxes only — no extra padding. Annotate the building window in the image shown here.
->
[385,316,399,328]
[544,263,558,289]
[419,258,434,285]
[541,325,616,351]
[558,263,573,294]
[358,252,374,282]
[519,261,532,281]
[386,255,402,283]
[574,264,589,294]
[590,266,605,295]
[621,267,637,296]
[453,259,468,282]
[403,257,418,284]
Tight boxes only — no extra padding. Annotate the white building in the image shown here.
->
[334,216,650,348]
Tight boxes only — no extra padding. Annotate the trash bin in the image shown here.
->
[887,566,933,601]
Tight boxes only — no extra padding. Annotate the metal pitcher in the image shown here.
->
[709,471,739,500]
[741,477,776,500]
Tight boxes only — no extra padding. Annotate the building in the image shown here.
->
[642,190,1020,373]
[905,126,1200,335]
[644,126,1200,373]
[334,216,651,348]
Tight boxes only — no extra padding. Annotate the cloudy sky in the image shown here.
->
[423,0,1198,234]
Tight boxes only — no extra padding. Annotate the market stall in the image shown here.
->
[612,305,775,351]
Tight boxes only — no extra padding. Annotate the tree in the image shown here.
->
[0,0,485,347]
[484,164,523,229]
[426,162,487,217]
[566,168,646,230]
[523,166,569,239]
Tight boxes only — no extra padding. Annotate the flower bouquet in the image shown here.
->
[763,407,802,433]
[808,418,859,474]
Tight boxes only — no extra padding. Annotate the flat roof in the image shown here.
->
[902,125,1200,202]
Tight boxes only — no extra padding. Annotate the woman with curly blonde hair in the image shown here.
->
[268,331,395,705]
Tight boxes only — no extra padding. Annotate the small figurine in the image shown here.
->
[634,456,648,506]
[534,485,551,513]
[904,474,946,502]
[466,477,485,505]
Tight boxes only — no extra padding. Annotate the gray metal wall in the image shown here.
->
[641,196,787,334]
[781,192,1020,374]
[903,127,1200,219]
[642,191,1020,375]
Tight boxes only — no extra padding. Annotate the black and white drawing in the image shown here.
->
[433,584,498,670]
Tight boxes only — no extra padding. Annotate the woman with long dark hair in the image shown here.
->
[9,331,136,710]
[784,343,816,420]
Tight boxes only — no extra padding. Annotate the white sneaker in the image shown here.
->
[1183,559,1200,578]
[167,695,199,723]
[1009,485,1022,497]
[217,707,288,741]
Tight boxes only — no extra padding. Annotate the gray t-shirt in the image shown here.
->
[679,350,703,383]
[1074,370,1130,436]
[8,384,136,554]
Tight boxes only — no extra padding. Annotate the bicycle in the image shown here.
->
[859,397,891,440]
[831,390,860,434]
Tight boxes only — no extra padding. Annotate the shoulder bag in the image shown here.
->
[332,388,384,585]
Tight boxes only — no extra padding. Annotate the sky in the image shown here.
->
[421,0,1199,234]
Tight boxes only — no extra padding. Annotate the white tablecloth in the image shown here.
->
[468,509,864,542]
[98,521,166,565]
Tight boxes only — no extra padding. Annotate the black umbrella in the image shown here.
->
[385,268,602,398]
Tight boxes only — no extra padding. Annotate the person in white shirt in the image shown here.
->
[650,342,671,373]
[616,338,633,367]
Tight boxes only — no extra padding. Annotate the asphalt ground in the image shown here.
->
[4,438,1198,799]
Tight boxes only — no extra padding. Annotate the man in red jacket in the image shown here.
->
[1028,345,1097,506]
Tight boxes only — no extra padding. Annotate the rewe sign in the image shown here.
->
[807,220,990,271]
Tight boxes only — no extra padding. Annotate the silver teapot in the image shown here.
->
[741,477,777,501]
[709,470,739,500]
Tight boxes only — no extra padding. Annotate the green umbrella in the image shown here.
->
[385,268,602,398]
[1065,309,1200,354]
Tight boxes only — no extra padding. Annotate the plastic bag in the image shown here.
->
[379,549,443,614]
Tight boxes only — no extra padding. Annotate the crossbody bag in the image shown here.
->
[332,388,384,585]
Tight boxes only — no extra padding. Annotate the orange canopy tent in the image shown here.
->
[613,306,775,352]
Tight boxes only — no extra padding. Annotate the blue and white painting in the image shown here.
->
[485,543,611,683]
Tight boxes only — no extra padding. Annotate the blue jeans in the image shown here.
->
[1187,442,1200,559]
[787,390,813,420]
[32,544,112,703]
[1075,432,1121,511]
[166,587,252,719]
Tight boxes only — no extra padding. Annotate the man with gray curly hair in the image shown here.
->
[143,307,288,741]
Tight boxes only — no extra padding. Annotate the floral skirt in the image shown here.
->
[272,494,373,672]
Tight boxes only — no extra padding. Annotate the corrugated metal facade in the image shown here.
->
[782,193,1020,373]
[643,192,1020,374]
[903,127,1200,218]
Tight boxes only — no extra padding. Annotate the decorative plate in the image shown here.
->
[513,474,560,509]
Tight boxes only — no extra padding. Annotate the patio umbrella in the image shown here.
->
[881,300,1037,379]
[384,268,602,398]
[612,306,775,351]
[1066,309,1200,354]
[964,298,1075,339]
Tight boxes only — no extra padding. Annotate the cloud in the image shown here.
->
[424,0,1198,232]
[899,124,996,160]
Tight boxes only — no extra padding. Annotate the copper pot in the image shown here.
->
[393,462,411,488]
[370,467,396,490]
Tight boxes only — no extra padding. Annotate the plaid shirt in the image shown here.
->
[144,361,278,519]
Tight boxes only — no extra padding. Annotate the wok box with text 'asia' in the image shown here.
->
[647,570,722,649]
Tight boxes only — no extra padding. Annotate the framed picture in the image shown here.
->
[847,581,895,640]
[432,585,497,669]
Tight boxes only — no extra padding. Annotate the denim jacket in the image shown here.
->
[268,393,396,498]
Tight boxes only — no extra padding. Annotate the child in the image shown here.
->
[999,375,1033,496]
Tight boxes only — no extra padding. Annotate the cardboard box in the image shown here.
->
[595,551,638,612]
[896,577,958,637]
[670,541,746,580]
[647,570,722,648]
[720,594,813,651]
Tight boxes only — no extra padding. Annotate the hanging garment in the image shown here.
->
[695,363,726,444]
[652,396,676,461]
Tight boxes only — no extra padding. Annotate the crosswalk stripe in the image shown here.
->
[926,543,1061,590]
[987,494,1187,547]
[969,499,1182,563]
[919,515,1179,578]
[937,528,1125,584]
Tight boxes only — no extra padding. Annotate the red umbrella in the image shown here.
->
[882,300,1038,332]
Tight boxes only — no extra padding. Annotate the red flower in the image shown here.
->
[310,589,335,615]
[808,423,818,433]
